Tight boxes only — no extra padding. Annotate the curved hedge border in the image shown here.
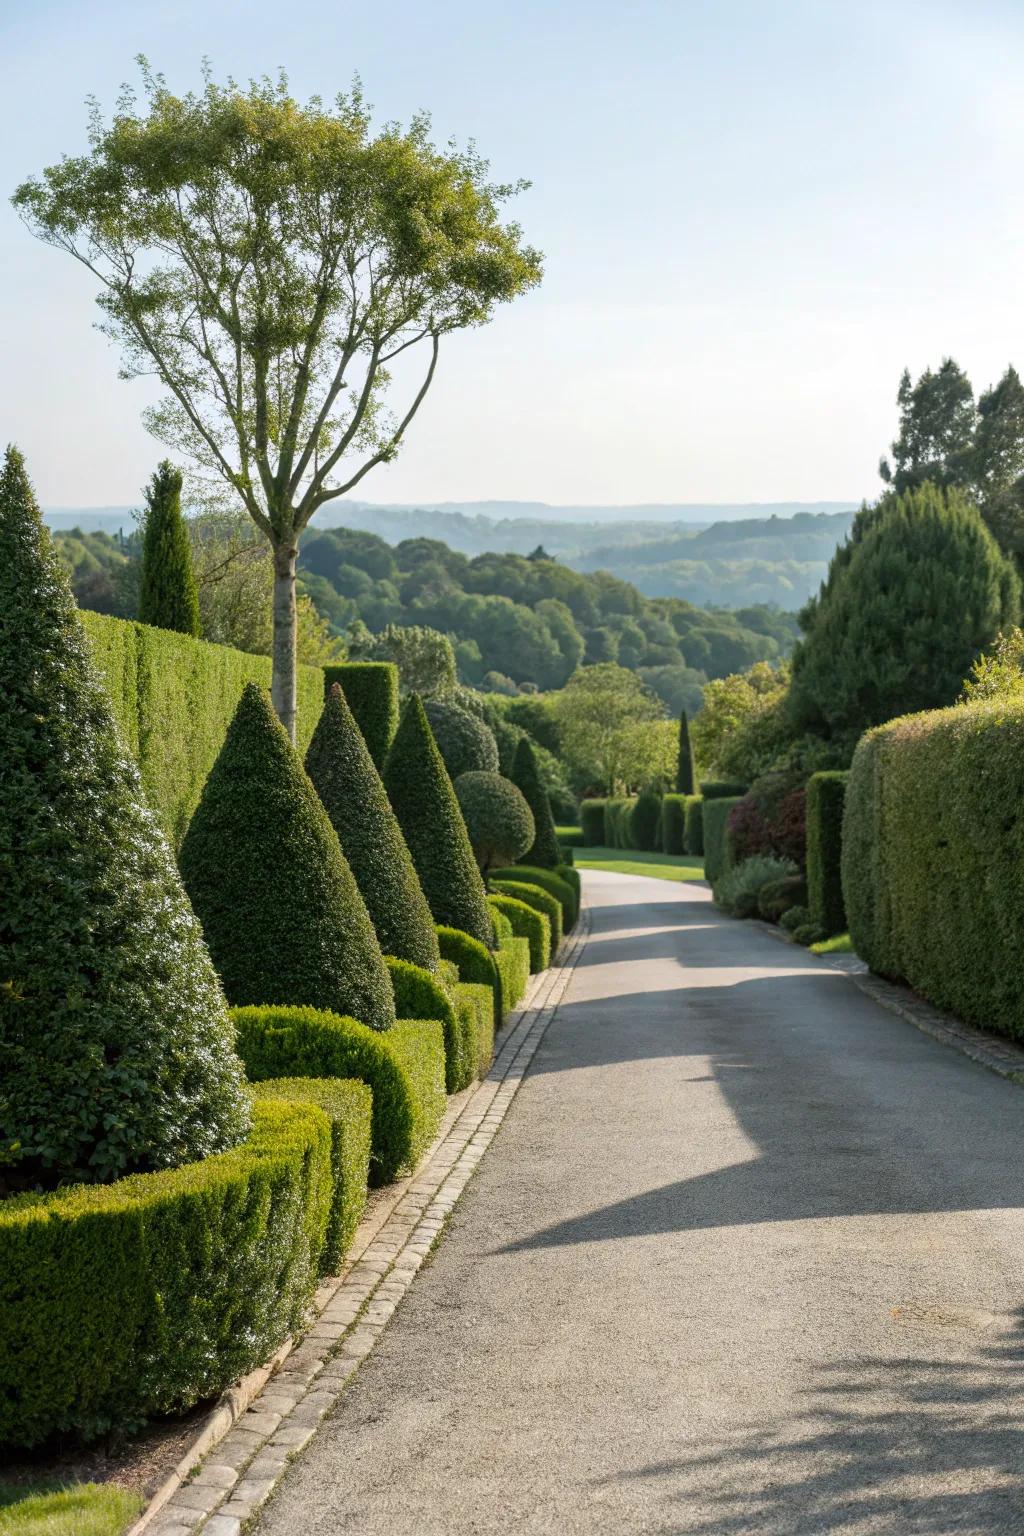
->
[495,935,531,1017]
[322,662,399,770]
[703,796,743,886]
[490,879,563,952]
[233,1006,445,1184]
[0,1099,331,1448]
[250,1078,371,1275]
[455,982,495,1079]
[492,866,577,930]
[386,955,473,1093]
[437,926,500,1026]
[489,892,551,972]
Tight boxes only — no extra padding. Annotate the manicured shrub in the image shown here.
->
[138,460,200,637]
[454,770,535,873]
[491,879,564,952]
[660,793,687,855]
[684,794,705,856]
[557,826,586,848]
[180,685,395,1031]
[806,770,849,937]
[492,865,577,930]
[423,698,499,778]
[455,982,495,1077]
[384,695,493,947]
[758,873,808,923]
[490,904,514,946]
[386,955,472,1093]
[0,1099,331,1447]
[604,797,635,849]
[631,789,663,852]
[0,446,249,1190]
[322,661,399,769]
[728,773,807,868]
[580,799,606,845]
[510,736,562,867]
[676,709,697,794]
[489,892,551,972]
[306,685,439,971]
[251,1077,371,1274]
[792,921,827,946]
[495,935,531,1015]
[779,904,811,934]
[233,1004,445,1183]
[702,795,743,884]
[81,610,322,848]
[701,779,748,799]
[715,855,797,918]
[437,927,500,1027]
[438,957,461,991]
[557,863,581,903]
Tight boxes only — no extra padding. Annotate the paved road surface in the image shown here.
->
[255,871,1024,1534]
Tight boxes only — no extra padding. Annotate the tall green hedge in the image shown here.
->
[703,796,743,885]
[322,662,399,769]
[603,798,634,849]
[179,685,395,1032]
[631,790,662,852]
[580,799,606,845]
[306,685,439,971]
[660,793,687,856]
[684,794,705,856]
[510,736,562,868]
[843,700,1024,1039]
[0,1099,331,1447]
[81,610,322,848]
[806,771,848,936]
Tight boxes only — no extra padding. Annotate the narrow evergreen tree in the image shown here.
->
[0,446,248,1190]
[510,736,561,868]
[138,460,200,635]
[383,695,493,947]
[306,684,440,971]
[675,709,696,794]
[180,684,395,1031]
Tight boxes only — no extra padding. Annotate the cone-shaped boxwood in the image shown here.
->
[180,684,395,1031]
[510,736,562,867]
[306,685,440,972]
[384,695,493,947]
[454,770,535,874]
[0,447,249,1191]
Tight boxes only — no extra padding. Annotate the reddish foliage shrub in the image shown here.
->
[727,773,806,869]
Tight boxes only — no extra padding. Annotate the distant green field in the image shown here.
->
[573,847,706,884]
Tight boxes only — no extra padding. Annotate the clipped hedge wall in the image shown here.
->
[580,800,606,845]
[386,955,472,1093]
[495,935,531,1017]
[437,926,501,1026]
[660,793,687,856]
[456,982,495,1078]
[630,790,662,852]
[703,796,743,885]
[489,892,551,972]
[684,794,704,856]
[0,1099,331,1447]
[251,1078,371,1275]
[604,797,635,849]
[843,701,1024,1040]
[492,878,564,952]
[806,771,848,937]
[81,611,322,848]
[492,865,577,930]
[701,779,748,800]
[322,661,399,769]
[233,1005,445,1184]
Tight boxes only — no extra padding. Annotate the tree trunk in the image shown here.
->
[271,540,299,743]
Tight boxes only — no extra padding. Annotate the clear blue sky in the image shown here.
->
[2,0,1022,509]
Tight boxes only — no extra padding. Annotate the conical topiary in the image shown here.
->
[383,695,494,947]
[138,460,201,636]
[0,445,249,1191]
[180,684,395,1031]
[510,736,561,868]
[305,684,440,971]
[676,709,696,794]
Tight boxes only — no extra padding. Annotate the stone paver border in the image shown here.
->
[137,906,590,1536]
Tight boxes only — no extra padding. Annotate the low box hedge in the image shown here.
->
[492,865,577,930]
[660,793,687,855]
[0,1099,332,1448]
[806,770,848,937]
[250,1078,371,1275]
[385,955,473,1093]
[491,878,563,952]
[495,935,531,1017]
[703,795,743,885]
[580,800,606,845]
[437,926,500,1027]
[233,1005,445,1184]
[557,862,581,904]
[684,794,704,856]
[489,904,514,946]
[455,981,495,1078]
[489,892,551,972]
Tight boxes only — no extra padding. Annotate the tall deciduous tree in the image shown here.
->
[879,359,975,493]
[138,460,201,635]
[14,63,542,738]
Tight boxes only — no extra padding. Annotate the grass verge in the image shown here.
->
[573,847,705,883]
[0,1482,141,1536]
[810,932,854,955]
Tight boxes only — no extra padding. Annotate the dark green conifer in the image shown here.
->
[510,736,561,867]
[306,684,440,971]
[0,446,248,1190]
[180,684,395,1031]
[138,460,200,635]
[383,695,493,947]
[675,710,696,794]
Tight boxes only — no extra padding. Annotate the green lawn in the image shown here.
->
[810,931,854,955]
[572,846,706,883]
[0,1483,141,1536]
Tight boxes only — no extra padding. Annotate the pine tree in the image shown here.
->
[675,709,696,794]
[180,684,395,1031]
[510,736,561,867]
[383,695,494,947]
[305,684,440,970]
[138,460,201,635]
[0,446,248,1190]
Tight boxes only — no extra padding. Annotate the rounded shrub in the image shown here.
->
[490,879,563,952]
[306,684,439,971]
[758,873,808,924]
[180,683,395,1032]
[509,736,561,868]
[779,904,811,934]
[384,695,494,947]
[455,770,535,874]
[0,446,249,1191]
[715,855,797,918]
[488,893,551,972]
[424,699,499,779]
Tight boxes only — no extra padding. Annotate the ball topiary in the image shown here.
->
[509,735,561,868]
[305,685,440,972]
[423,699,499,779]
[455,771,535,874]
[180,683,395,1031]
[383,695,494,948]
[0,446,249,1191]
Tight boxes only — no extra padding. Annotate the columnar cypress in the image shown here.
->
[180,684,395,1031]
[138,460,200,636]
[0,446,249,1190]
[510,736,561,868]
[305,684,440,971]
[675,709,696,794]
[383,695,494,947]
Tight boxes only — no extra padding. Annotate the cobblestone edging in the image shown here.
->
[140,908,590,1536]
